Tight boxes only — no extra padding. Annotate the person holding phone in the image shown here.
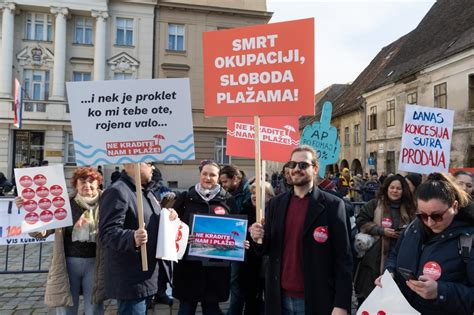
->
[377,173,474,315]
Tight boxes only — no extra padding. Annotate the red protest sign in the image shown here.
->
[227,117,300,162]
[203,18,314,116]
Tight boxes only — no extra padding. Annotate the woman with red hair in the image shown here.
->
[17,166,106,315]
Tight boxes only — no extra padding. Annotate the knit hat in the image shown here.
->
[405,173,422,188]
[319,178,336,190]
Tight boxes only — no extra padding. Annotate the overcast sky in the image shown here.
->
[266,0,435,93]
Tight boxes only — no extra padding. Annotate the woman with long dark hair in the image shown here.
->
[354,174,416,302]
[378,173,474,314]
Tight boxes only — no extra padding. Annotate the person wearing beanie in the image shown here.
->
[405,173,422,194]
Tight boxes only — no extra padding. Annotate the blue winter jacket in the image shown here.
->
[386,217,474,315]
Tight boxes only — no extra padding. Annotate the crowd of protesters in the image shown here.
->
[5,149,474,315]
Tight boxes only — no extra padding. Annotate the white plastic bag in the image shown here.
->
[156,208,189,262]
[357,270,420,315]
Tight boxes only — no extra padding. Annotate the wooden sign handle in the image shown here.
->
[134,163,148,271]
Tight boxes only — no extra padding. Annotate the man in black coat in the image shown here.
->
[99,162,177,314]
[249,145,353,315]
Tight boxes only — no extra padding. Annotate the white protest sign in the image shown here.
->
[399,104,454,174]
[0,197,54,245]
[14,165,73,233]
[66,78,195,166]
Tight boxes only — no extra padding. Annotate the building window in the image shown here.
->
[386,99,395,127]
[116,18,133,46]
[386,151,396,174]
[344,127,350,146]
[168,24,185,51]
[75,17,93,44]
[65,132,76,165]
[470,146,474,167]
[114,73,132,80]
[26,13,52,41]
[215,137,230,164]
[407,91,417,104]
[434,82,447,108]
[469,74,474,109]
[73,72,91,82]
[24,69,49,112]
[368,106,377,130]
[354,124,360,144]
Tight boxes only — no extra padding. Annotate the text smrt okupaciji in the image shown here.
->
[81,91,177,131]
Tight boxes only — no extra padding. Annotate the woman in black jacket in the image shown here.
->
[379,173,474,315]
[172,160,237,315]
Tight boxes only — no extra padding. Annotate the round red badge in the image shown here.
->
[382,218,392,228]
[23,200,38,212]
[19,175,33,188]
[36,186,49,198]
[423,261,442,280]
[33,174,47,186]
[38,198,52,210]
[214,206,226,215]
[40,210,53,223]
[313,226,329,243]
[52,196,65,208]
[54,208,67,220]
[25,212,39,225]
[21,188,36,200]
[50,185,63,196]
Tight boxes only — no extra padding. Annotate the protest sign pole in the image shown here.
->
[254,116,263,226]
[134,163,148,271]
[260,160,266,219]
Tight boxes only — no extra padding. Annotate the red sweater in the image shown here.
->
[281,194,309,298]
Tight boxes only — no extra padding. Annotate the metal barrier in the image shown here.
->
[0,243,49,274]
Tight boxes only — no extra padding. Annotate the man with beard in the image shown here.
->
[219,165,251,315]
[249,145,352,315]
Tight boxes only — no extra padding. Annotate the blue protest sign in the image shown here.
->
[300,101,341,178]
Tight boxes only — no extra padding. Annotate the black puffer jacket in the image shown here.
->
[172,186,237,302]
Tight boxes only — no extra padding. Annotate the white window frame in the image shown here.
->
[354,124,360,145]
[215,137,231,164]
[168,24,185,51]
[114,73,132,80]
[116,18,133,46]
[65,132,76,165]
[344,127,350,146]
[386,99,395,127]
[73,71,92,82]
[75,17,93,45]
[26,13,52,41]
[23,69,49,112]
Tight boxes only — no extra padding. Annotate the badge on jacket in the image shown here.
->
[313,226,328,243]
[382,218,392,228]
[423,261,442,280]
[213,206,226,215]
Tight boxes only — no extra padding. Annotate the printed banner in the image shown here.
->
[14,165,73,233]
[203,18,314,116]
[188,214,247,262]
[300,101,341,178]
[0,198,54,245]
[227,117,300,162]
[399,104,454,174]
[66,78,195,166]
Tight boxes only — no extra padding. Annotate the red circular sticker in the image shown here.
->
[378,311,387,315]
[50,185,63,196]
[21,188,36,200]
[19,175,33,188]
[36,186,49,198]
[382,217,393,228]
[423,261,442,280]
[214,206,226,215]
[23,200,38,212]
[54,208,67,220]
[38,198,52,210]
[313,226,329,243]
[33,174,47,186]
[52,196,65,208]
[25,212,39,225]
[40,210,53,223]
[361,311,369,315]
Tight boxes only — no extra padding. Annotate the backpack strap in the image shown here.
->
[459,233,473,264]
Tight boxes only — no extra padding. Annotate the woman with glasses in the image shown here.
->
[172,160,237,315]
[354,174,416,303]
[378,173,474,314]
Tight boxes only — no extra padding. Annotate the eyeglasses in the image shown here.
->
[286,161,314,170]
[416,206,450,223]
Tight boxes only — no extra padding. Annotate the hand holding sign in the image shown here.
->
[300,101,341,178]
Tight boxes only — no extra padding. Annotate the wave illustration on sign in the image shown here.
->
[74,133,195,165]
